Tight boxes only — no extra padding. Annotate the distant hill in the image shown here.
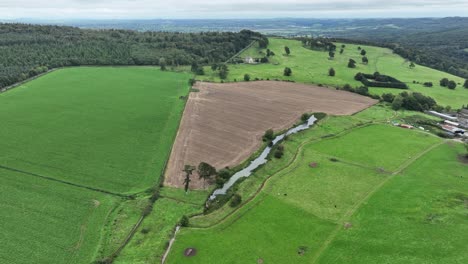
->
[17,17,467,78]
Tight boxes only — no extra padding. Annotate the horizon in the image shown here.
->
[1,0,468,20]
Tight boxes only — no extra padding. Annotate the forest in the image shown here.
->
[0,24,266,88]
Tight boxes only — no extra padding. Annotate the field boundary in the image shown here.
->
[0,69,57,94]
[104,74,196,263]
[0,164,128,198]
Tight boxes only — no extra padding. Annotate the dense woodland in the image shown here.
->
[0,23,266,88]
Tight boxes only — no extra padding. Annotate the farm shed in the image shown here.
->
[458,109,468,128]
[427,110,458,121]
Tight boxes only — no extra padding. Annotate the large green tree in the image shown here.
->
[198,162,217,188]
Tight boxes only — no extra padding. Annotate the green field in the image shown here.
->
[0,67,193,263]
[166,111,467,263]
[0,167,118,264]
[200,38,468,108]
[0,67,190,194]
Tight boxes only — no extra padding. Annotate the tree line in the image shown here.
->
[0,23,267,89]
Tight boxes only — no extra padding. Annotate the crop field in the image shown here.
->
[165,113,468,263]
[0,167,118,264]
[199,38,468,108]
[0,67,192,263]
[165,80,376,189]
[0,67,190,194]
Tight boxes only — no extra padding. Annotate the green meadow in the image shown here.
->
[199,38,468,108]
[0,67,193,263]
[166,107,467,263]
[0,167,118,264]
[0,67,190,194]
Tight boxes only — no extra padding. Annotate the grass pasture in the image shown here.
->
[318,142,468,263]
[0,67,192,263]
[200,38,468,108]
[166,113,468,264]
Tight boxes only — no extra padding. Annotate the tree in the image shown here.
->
[448,80,457,89]
[328,51,335,59]
[360,49,366,56]
[211,64,218,71]
[180,215,189,227]
[284,46,290,56]
[219,64,229,79]
[362,56,368,65]
[409,62,416,69]
[382,93,395,103]
[215,169,231,187]
[283,67,292,76]
[182,165,195,193]
[440,78,449,87]
[341,44,346,48]
[328,67,335,77]
[263,129,274,141]
[159,57,167,71]
[198,162,217,188]
[392,95,404,110]
[191,61,199,73]
[301,113,311,122]
[358,46,361,50]
[464,79,468,88]
[340,48,344,54]
[244,74,251,81]
[348,59,356,68]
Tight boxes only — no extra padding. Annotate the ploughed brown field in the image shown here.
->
[164,81,377,189]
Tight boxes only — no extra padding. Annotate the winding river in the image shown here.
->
[209,115,317,200]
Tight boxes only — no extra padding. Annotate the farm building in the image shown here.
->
[244,56,255,64]
[427,111,458,121]
[441,124,465,135]
[458,109,468,128]
[399,124,414,129]
[444,120,460,127]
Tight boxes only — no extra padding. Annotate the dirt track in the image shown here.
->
[164,81,377,189]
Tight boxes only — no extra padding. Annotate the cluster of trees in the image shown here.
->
[0,23,266,88]
[298,37,337,52]
[380,91,438,111]
[182,162,219,192]
[440,78,458,90]
[355,72,408,89]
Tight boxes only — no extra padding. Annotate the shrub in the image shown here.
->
[244,74,250,81]
[440,78,449,87]
[284,67,292,76]
[263,129,274,141]
[230,194,242,207]
[328,67,335,76]
[301,113,311,122]
[464,80,468,89]
[448,80,457,90]
[348,59,356,68]
[180,215,189,227]
[423,82,433,87]
[188,78,196,86]
[382,93,395,103]
[274,149,284,159]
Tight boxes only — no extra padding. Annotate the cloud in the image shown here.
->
[0,0,467,19]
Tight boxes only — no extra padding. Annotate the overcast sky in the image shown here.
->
[1,0,467,19]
